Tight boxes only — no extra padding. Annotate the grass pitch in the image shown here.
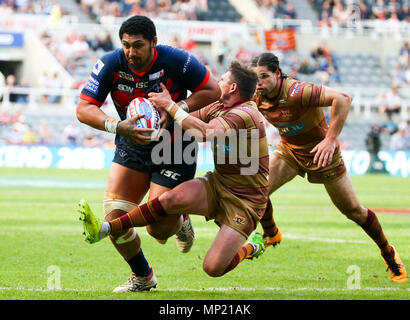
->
[0,167,409,300]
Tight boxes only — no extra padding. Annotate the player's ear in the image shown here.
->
[152,36,158,48]
[230,82,238,94]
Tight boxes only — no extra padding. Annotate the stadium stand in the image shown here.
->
[0,0,409,150]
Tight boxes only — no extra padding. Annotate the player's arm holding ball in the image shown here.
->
[76,55,153,145]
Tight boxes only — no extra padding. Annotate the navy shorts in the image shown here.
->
[113,142,197,189]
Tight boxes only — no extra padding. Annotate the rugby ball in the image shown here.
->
[126,97,160,137]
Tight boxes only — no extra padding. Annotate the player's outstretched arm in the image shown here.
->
[149,84,225,142]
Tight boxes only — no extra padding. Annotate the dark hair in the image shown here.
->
[119,15,157,41]
[229,60,258,99]
[251,52,287,78]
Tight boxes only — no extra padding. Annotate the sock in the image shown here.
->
[109,197,167,236]
[358,209,391,259]
[126,249,151,277]
[260,199,279,238]
[223,243,254,275]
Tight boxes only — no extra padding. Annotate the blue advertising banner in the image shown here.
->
[0,32,24,47]
[0,145,409,177]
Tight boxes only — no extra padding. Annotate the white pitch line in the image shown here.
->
[0,224,371,244]
[0,286,408,293]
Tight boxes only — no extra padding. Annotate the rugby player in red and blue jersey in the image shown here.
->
[76,15,220,292]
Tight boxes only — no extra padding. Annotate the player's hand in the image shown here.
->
[157,108,173,136]
[310,137,338,167]
[148,83,173,112]
[116,114,154,145]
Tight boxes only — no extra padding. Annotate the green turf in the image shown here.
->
[0,167,409,300]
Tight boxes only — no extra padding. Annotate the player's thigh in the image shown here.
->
[324,173,362,214]
[203,224,247,273]
[105,162,150,204]
[158,179,209,216]
[268,154,299,193]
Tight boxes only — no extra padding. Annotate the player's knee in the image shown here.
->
[341,205,366,222]
[158,190,183,210]
[104,199,139,244]
[202,260,224,277]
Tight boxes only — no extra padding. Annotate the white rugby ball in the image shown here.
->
[126,97,160,137]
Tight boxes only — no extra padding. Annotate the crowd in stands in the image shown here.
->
[312,0,409,29]
[254,0,298,20]
[0,0,67,16]
[77,0,207,22]
[0,106,114,146]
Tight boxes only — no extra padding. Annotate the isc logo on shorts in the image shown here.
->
[160,169,181,181]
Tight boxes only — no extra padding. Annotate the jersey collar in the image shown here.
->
[129,47,158,77]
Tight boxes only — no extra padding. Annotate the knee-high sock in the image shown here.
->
[109,197,167,236]
[260,199,279,237]
[223,243,254,275]
[358,209,392,259]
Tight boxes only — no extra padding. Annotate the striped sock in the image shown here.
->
[260,199,279,238]
[223,243,254,275]
[109,197,167,236]
[359,209,391,258]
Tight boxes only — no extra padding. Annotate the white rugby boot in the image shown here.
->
[112,268,157,293]
[175,214,195,253]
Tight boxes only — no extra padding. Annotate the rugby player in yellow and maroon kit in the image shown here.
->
[78,61,270,277]
[251,52,406,283]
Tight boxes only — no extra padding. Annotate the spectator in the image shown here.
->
[82,129,102,147]
[379,85,401,117]
[5,74,18,103]
[390,124,409,150]
[22,124,38,145]
[38,119,55,144]
[283,3,297,19]
[366,125,382,155]
[380,114,399,136]
[15,77,29,103]
[399,41,409,67]
[49,73,63,104]
[63,121,81,145]
[0,107,13,125]
[298,57,316,74]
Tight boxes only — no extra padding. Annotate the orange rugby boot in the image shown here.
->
[384,245,407,283]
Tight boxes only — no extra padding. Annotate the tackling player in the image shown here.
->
[76,15,220,292]
[251,52,407,283]
[77,61,270,277]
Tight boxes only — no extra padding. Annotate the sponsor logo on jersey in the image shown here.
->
[88,76,99,86]
[280,110,292,118]
[183,54,192,74]
[276,122,306,135]
[84,80,99,94]
[119,71,134,81]
[233,214,246,225]
[290,84,301,97]
[117,84,134,94]
[92,60,104,76]
[278,99,287,105]
[135,81,149,89]
[149,69,164,81]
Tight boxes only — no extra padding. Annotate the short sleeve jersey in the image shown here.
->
[80,45,210,151]
[255,77,327,152]
[192,101,269,206]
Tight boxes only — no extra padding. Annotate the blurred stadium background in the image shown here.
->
[0,0,409,175]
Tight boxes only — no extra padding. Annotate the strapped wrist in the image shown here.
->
[104,118,120,134]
